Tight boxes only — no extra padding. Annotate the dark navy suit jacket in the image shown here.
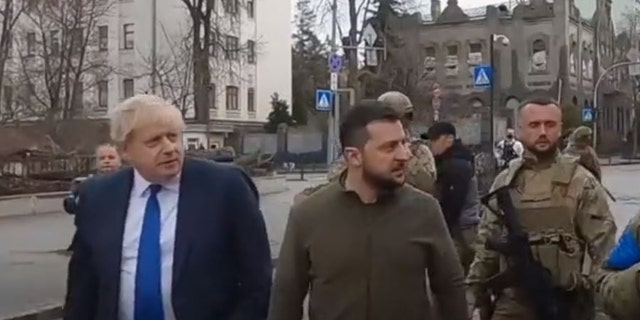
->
[64,158,272,320]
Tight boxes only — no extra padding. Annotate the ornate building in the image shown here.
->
[378,0,632,148]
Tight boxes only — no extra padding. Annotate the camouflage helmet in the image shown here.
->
[377,91,413,115]
[573,126,593,140]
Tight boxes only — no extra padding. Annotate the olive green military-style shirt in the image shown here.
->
[269,176,468,320]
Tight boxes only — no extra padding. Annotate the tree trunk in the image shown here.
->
[190,0,213,124]
[192,17,205,122]
[0,0,14,109]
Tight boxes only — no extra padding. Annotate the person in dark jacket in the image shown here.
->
[63,144,122,216]
[63,144,122,308]
[424,122,479,274]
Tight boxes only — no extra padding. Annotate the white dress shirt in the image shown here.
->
[119,170,179,320]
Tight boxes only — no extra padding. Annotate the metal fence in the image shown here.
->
[0,154,94,180]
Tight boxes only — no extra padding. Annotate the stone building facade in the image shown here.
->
[386,0,632,148]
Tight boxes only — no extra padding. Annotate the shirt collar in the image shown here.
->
[132,169,181,197]
[337,171,398,203]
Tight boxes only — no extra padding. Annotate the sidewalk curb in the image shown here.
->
[0,192,69,202]
[1,305,62,320]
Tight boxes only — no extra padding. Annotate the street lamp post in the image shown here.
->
[489,34,510,151]
[591,61,640,150]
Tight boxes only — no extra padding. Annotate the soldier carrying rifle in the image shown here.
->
[467,94,617,320]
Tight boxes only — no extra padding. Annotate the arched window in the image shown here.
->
[530,39,548,72]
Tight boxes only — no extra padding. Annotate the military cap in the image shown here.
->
[377,91,413,114]
[573,126,593,139]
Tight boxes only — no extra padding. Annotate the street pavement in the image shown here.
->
[0,166,638,317]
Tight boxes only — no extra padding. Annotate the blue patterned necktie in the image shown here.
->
[134,184,165,320]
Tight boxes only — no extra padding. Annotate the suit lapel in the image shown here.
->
[103,168,134,317]
[173,158,198,286]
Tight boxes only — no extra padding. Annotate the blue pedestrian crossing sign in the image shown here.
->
[315,89,334,112]
[473,65,493,88]
[582,107,595,122]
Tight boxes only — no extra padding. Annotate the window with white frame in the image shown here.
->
[71,28,83,55]
[247,0,255,18]
[98,26,108,51]
[247,40,256,64]
[50,30,60,55]
[226,86,239,110]
[225,0,239,14]
[98,80,108,109]
[226,35,239,60]
[247,87,255,112]
[123,78,134,98]
[26,32,36,56]
[123,23,134,50]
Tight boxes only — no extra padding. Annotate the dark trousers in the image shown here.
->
[66,232,77,251]
[64,232,78,313]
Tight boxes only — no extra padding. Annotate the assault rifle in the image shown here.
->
[482,187,568,320]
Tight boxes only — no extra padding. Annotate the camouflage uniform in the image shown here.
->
[467,151,617,320]
[596,211,640,320]
[564,126,601,181]
[294,92,437,204]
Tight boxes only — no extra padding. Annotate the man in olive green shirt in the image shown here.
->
[269,101,468,320]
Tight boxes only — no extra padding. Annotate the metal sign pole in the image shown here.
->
[326,0,338,166]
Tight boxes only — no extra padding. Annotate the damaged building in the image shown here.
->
[372,0,633,150]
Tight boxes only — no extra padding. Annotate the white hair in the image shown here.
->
[109,94,185,144]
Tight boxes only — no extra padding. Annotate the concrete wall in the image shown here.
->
[243,133,278,154]
[241,131,323,155]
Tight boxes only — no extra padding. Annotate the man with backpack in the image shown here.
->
[494,128,523,171]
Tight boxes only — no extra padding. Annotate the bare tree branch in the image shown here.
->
[11,0,116,121]
[177,0,261,121]
[0,0,26,120]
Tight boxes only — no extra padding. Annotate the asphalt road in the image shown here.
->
[0,167,638,317]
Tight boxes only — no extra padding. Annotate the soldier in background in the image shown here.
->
[596,211,640,320]
[564,125,601,181]
[494,128,524,171]
[468,95,616,320]
[293,91,437,205]
[63,143,122,308]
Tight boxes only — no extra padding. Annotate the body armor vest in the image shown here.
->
[492,156,586,290]
[405,140,436,195]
